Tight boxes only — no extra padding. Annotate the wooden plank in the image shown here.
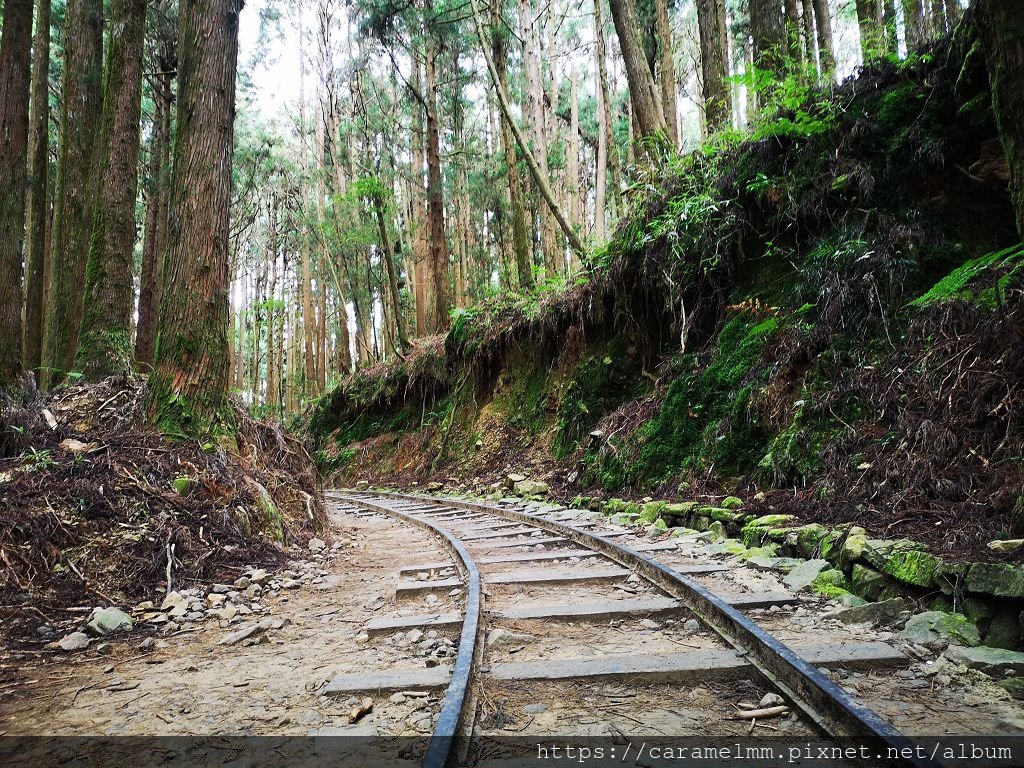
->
[365,612,462,635]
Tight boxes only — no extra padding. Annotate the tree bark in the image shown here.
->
[41,0,104,388]
[902,0,927,51]
[594,0,621,224]
[654,0,679,147]
[136,58,174,367]
[149,0,243,434]
[469,0,586,256]
[0,0,33,385]
[607,0,668,140]
[801,0,819,72]
[423,25,451,334]
[77,0,147,379]
[812,0,835,78]
[855,0,884,61]
[976,0,1024,240]
[783,0,802,62]
[695,0,732,132]
[568,73,582,234]
[750,0,787,77]
[372,191,408,351]
[491,4,534,289]
[22,0,51,376]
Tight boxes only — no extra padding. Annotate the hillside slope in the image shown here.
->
[307,19,1022,560]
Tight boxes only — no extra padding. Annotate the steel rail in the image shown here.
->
[360,490,938,768]
[332,493,482,768]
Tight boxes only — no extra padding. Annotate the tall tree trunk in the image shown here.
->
[78,0,147,379]
[491,4,533,289]
[568,73,582,235]
[469,0,586,256]
[801,0,819,71]
[654,0,679,147]
[0,0,33,385]
[423,27,451,334]
[812,0,835,78]
[902,0,927,50]
[41,0,104,388]
[136,63,174,367]
[855,0,884,61]
[149,0,243,434]
[297,3,317,397]
[607,0,668,140]
[695,0,732,132]
[594,0,621,223]
[520,0,560,275]
[976,0,1024,240]
[783,0,802,62]
[372,192,408,351]
[22,0,51,376]
[750,0,787,78]
[881,0,898,54]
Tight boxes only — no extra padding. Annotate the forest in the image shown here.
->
[3,0,1013,423]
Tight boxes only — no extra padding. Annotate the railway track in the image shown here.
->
[325,490,939,767]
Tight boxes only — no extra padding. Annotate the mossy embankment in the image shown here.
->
[306,19,1024,561]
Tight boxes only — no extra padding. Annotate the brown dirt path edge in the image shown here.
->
[0,504,449,738]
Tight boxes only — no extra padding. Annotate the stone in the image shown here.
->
[987,539,1024,554]
[513,479,549,497]
[207,594,226,608]
[639,619,660,630]
[683,619,700,632]
[248,569,271,585]
[832,597,909,626]
[308,538,327,553]
[850,564,888,601]
[134,601,154,612]
[720,496,744,510]
[281,579,302,589]
[219,623,265,646]
[58,438,93,454]
[985,607,1022,650]
[759,693,785,708]
[407,629,424,643]
[139,637,155,650]
[214,604,238,621]
[425,481,443,491]
[943,645,1024,677]
[86,607,133,636]
[160,591,187,612]
[998,678,1024,700]
[966,562,1024,599]
[639,502,666,523]
[53,632,90,651]
[523,703,547,714]
[486,628,535,647]
[883,544,940,588]
[506,473,527,486]
[355,480,370,490]
[389,692,407,704]
[782,560,832,592]
[233,576,251,589]
[211,583,231,594]
[897,611,981,650]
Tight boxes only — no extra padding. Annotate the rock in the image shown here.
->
[849,564,888,601]
[86,607,133,636]
[407,629,424,643]
[219,623,265,646]
[53,632,90,651]
[207,594,226,608]
[211,583,231,594]
[966,562,1024,598]
[425,594,439,605]
[172,476,196,495]
[281,579,302,589]
[139,637,155,650]
[988,539,1024,553]
[745,556,804,573]
[882,543,940,588]
[683,619,700,632]
[134,601,154,612]
[248,569,271,585]
[308,538,327,553]
[721,496,744,510]
[998,678,1024,700]
[486,628,535,647]
[898,611,981,650]
[58,438,94,454]
[513,479,549,497]
[233,576,251,589]
[943,645,1024,677]
[425,481,443,491]
[782,560,832,592]
[214,604,238,621]
[505,473,527,488]
[160,591,187,612]
[832,597,909,626]
[355,480,370,490]
[523,703,547,714]
[638,619,660,630]
[390,692,407,704]
[759,693,785,708]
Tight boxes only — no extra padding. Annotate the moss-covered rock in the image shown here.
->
[172,476,196,495]
[603,498,629,516]
[720,496,744,510]
[850,564,888,601]
[883,543,940,588]
[810,568,852,598]
[795,524,829,558]
[898,611,981,649]
[639,501,667,523]
[840,532,869,567]
[783,559,832,591]
[966,562,1024,598]
[701,506,745,523]
[664,501,699,516]
[609,512,639,526]
[936,561,970,595]
[705,538,748,556]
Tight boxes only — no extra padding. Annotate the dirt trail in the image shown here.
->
[0,506,445,737]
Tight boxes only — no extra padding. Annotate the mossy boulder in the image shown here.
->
[944,645,1024,677]
[720,496,744,510]
[998,678,1024,700]
[850,564,888,601]
[783,559,832,591]
[610,512,639,526]
[810,569,851,598]
[984,608,1022,650]
[702,506,745,523]
[664,501,699,518]
[936,561,970,595]
[966,562,1024,598]
[705,538,748,557]
[741,514,796,547]
[795,524,829,558]
[840,532,869,567]
[172,476,196,495]
[639,501,667,523]
[669,527,700,538]
[883,543,940,588]
[603,498,629,516]
[897,611,981,649]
